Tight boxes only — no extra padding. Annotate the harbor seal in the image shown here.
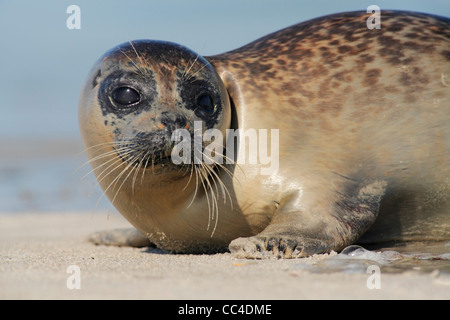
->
[79,10,450,258]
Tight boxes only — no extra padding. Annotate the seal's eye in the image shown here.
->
[197,94,215,114]
[112,87,140,105]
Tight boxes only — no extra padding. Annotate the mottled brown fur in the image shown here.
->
[209,11,449,126]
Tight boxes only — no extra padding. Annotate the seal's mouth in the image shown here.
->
[113,126,217,170]
[114,144,175,169]
[112,129,176,169]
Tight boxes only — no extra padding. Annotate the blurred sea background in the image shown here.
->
[1,0,449,213]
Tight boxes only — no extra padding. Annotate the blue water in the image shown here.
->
[0,141,111,213]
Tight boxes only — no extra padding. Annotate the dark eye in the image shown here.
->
[197,94,215,114]
[112,87,140,105]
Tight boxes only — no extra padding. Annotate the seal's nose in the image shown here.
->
[160,114,187,132]
[116,114,191,168]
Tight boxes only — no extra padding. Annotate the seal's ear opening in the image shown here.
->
[226,94,239,169]
[228,94,239,132]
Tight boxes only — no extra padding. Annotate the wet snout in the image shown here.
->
[118,113,190,168]
[160,113,189,132]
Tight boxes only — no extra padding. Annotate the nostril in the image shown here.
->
[134,131,168,149]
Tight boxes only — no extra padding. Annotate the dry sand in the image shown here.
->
[0,212,449,300]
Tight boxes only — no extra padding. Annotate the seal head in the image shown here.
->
[79,41,241,253]
[80,40,231,174]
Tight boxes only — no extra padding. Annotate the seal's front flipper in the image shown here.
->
[230,180,387,259]
[88,228,154,248]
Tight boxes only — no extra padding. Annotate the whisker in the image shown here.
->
[76,140,117,157]
[187,60,212,83]
[120,48,146,77]
[183,53,200,81]
[75,142,119,172]
[196,165,212,231]
[80,145,134,177]
[186,164,199,209]
[81,153,122,181]
[92,156,130,213]
[129,41,146,71]
[198,162,219,236]
[182,163,195,192]
[140,149,153,184]
[132,149,150,193]
[110,156,140,205]
[201,154,233,209]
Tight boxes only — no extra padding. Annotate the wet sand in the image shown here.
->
[0,212,449,300]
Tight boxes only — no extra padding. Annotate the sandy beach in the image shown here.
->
[0,211,449,300]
